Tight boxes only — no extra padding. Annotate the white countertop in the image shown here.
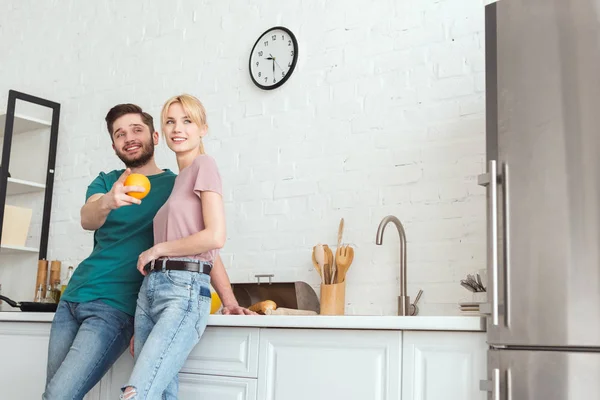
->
[0,311,486,332]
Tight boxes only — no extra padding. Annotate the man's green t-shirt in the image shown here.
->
[61,169,176,316]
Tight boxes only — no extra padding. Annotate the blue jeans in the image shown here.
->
[122,268,211,399]
[43,299,134,400]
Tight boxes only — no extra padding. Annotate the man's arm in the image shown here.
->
[81,168,145,231]
[80,193,113,231]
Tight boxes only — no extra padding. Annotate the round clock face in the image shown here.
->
[249,26,298,90]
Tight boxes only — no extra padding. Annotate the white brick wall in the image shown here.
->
[0,0,487,316]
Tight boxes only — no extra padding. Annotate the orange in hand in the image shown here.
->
[124,173,151,200]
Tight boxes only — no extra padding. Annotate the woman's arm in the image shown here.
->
[157,190,226,257]
[210,254,256,315]
[137,190,225,273]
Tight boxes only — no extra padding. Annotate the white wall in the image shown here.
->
[0,0,487,315]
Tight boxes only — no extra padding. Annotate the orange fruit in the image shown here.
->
[124,173,151,199]
[210,289,222,314]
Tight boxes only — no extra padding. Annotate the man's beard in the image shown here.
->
[116,140,155,168]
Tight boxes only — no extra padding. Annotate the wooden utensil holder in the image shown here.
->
[320,281,345,315]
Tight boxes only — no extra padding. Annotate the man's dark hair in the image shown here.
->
[105,104,155,140]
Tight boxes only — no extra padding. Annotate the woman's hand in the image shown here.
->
[137,246,160,275]
[222,305,257,315]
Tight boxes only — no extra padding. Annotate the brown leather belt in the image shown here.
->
[146,259,212,275]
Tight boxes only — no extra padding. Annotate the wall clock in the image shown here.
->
[249,26,298,90]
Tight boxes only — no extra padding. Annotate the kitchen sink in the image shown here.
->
[231,276,319,313]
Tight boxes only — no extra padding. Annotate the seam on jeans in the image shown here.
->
[136,302,152,320]
[147,273,156,309]
[195,283,211,337]
[136,291,153,323]
[163,271,194,312]
[72,316,132,398]
[142,308,191,397]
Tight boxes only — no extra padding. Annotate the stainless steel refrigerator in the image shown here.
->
[479,0,600,398]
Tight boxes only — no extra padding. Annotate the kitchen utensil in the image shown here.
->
[0,295,57,312]
[409,289,424,316]
[476,273,485,291]
[314,244,326,284]
[467,274,485,292]
[320,281,346,315]
[460,280,477,292]
[335,245,354,283]
[323,244,334,284]
[311,247,322,280]
[331,218,345,284]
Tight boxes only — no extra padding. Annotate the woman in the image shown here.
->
[121,94,254,400]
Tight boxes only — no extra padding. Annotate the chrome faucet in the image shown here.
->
[375,215,409,316]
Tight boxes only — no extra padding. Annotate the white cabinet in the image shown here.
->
[257,328,402,400]
[97,327,260,399]
[182,326,260,378]
[0,320,486,400]
[0,322,51,399]
[401,331,487,400]
[179,374,257,400]
[96,351,133,400]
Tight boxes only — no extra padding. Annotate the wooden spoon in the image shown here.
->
[331,218,344,284]
[314,244,325,283]
[323,244,334,284]
[335,245,354,283]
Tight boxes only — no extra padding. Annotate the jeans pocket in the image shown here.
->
[165,270,193,289]
[199,284,211,302]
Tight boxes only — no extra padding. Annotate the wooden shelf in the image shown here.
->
[5,178,45,195]
[0,113,51,137]
[0,244,39,254]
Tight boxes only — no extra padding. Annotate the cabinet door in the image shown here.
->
[402,331,487,400]
[97,342,259,400]
[179,373,257,400]
[182,326,260,378]
[84,385,101,400]
[257,328,401,400]
[97,351,134,400]
[0,322,51,399]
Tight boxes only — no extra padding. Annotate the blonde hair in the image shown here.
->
[161,94,208,154]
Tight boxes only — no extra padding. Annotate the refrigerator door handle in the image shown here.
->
[479,368,501,400]
[501,162,510,328]
[478,160,499,325]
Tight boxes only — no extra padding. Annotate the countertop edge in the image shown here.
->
[0,312,486,332]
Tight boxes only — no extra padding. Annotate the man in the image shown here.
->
[43,103,247,400]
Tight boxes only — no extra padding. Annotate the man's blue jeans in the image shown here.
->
[43,299,134,400]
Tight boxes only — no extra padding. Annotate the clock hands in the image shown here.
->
[263,54,286,81]
[273,59,285,73]
[264,54,285,74]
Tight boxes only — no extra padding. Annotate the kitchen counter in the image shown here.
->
[0,311,485,331]
[0,312,486,399]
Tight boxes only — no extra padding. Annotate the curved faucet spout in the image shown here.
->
[376,215,409,316]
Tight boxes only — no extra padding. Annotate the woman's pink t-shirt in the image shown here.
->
[153,154,223,262]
